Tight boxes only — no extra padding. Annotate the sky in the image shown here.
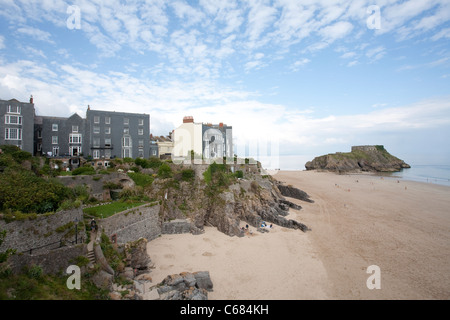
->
[0,0,449,169]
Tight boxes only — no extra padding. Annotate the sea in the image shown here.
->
[261,155,450,187]
[378,165,450,187]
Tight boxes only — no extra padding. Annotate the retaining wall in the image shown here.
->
[99,203,161,244]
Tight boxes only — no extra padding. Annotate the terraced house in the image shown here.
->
[1,97,150,161]
[0,96,36,154]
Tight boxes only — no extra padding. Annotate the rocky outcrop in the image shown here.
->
[156,271,213,300]
[149,165,312,238]
[305,145,410,173]
[275,183,314,203]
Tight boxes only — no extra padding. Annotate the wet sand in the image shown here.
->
[147,170,450,299]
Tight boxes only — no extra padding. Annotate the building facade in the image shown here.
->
[0,97,35,154]
[1,97,150,161]
[86,108,150,159]
[173,116,233,161]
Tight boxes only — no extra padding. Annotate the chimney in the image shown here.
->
[183,116,194,123]
[219,122,223,128]
[30,95,33,104]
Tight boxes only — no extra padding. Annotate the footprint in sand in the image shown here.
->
[202,252,213,257]
[164,253,175,259]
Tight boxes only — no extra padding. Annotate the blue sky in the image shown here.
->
[1,0,449,169]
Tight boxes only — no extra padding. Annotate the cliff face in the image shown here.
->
[150,164,312,237]
[305,145,410,173]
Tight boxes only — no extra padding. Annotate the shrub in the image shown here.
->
[181,169,195,182]
[127,172,154,187]
[234,170,244,179]
[26,265,43,280]
[0,170,71,213]
[72,166,96,176]
[158,163,172,179]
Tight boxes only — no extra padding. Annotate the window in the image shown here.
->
[124,118,129,125]
[123,136,131,147]
[123,148,131,158]
[52,146,59,156]
[5,115,22,125]
[93,126,100,134]
[139,118,144,126]
[138,148,144,158]
[138,139,144,147]
[52,136,58,144]
[37,130,42,138]
[105,138,111,147]
[69,134,82,144]
[5,128,22,140]
[52,124,58,131]
[93,138,100,147]
[72,125,78,133]
[94,116,100,124]
[152,149,157,156]
[123,128,129,134]
[70,146,81,156]
[105,116,111,124]
[93,150,100,159]
[104,149,111,159]
[105,127,111,134]
[7,105,21,114]
[138,128,144,135]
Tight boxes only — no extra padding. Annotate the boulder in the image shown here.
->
[156,271,213,300]
[91,270,114,290]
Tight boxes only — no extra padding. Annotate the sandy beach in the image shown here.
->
[147,170,450,299]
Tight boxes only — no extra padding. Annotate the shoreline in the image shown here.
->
[267,167,450,188]
[147,170,450,300]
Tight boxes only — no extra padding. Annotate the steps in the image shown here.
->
[87,249,96,264]
[86,230,97,265]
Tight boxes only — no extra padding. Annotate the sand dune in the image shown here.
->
[147,170,450,299]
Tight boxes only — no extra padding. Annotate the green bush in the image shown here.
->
[127,172,154,187]
[158,163,172,179]
[234,170,244,179]
[135,157,162,169]
[0,170,71,213]
[181,169,195,182]
[26,265,43,280]
[71,166,96,176]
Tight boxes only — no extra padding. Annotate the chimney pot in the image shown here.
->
[183,116,194,123]
[30,95,33,104]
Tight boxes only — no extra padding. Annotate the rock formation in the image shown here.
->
[150,167,312,237]
[305,145,410,173]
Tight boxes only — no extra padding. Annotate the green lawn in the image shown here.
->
[83,201,145,218]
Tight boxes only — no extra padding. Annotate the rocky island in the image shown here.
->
[305,145,411,173]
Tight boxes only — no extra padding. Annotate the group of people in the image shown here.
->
[260,221,273,229]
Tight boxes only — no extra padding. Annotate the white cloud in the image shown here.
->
[291,58,311,71]
[319,21,354,42]
[17,26,55,44]
[366,46,386,61]
[431,27,450,41]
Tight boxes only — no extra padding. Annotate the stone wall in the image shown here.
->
[161,219,192,234]
[351,145,378,152]
[57,172,135,201]
[8,244,87,275]
[0,208,85,255]
[99,203,161,244]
